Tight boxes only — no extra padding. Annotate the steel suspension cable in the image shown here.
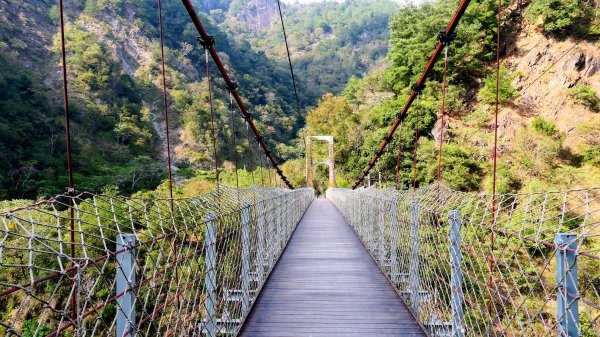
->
[57,0,77,323]
[157,0,180,312]
[229,90,240,191]
[383,140,391,187]
[412,93,421,192]
[258,153,266,186]
[182,0,293,189]
[201,46,220,190]
[245,123,255,185]
[352,0,472,189]
[275,0,302,116]
[435,43,451,252]
[158,0,174,203]
[437,46,449,194]
[394,124,403,190]
[488,0,502,314]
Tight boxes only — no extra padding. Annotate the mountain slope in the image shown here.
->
[0,0,400,199]
[220,0,398,103]
[301,0,600,193]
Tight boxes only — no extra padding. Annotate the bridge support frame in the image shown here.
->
[409,201,420,317]
[306,136,336,188]
[556,233,579,337]
[449,210,464,337]
[116,233,136,337]
[204,212,217,336]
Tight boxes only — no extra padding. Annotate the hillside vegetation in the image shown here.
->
[302,0,600,194]
[0,0,598,200]
[0,0,398,200]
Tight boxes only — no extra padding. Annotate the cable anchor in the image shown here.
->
[225,81,238,92]
[242,112,253,121]
[197,35,215,49]
[411,82,426,94]
[437,30,457,46]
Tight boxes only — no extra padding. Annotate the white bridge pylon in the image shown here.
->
[306,136,336,188]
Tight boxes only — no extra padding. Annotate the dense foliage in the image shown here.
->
[0,0,402,199]
[1,0,598,200]
[223,0,398,105]
[0,54,65,199]
[525,0,599,34]
[300,0,599,194]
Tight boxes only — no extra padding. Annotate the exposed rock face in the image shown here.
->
[230,0,278,30]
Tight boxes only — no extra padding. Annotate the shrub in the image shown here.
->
[569,85,600,112]
[22,320,52,337]
[478,64,517,105]
[464,106,491,128]
[514,125,563,173]
[486,160,521,194]
[531,117,557,136]
[582,145,600,166]
[525,0,585,33]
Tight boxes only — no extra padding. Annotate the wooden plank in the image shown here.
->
[238,198,426,337]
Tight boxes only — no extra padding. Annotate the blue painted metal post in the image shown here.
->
[556,233,579,337]
[449,210,464,337]
[409,201,420,317]
[204,212,217,336]
[256,200,266,280]
[389,199,399,285]
[116,233,136,337]
[241,202,251,313]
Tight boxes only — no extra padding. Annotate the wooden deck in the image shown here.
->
[239,198,426,337]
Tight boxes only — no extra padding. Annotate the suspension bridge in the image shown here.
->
[0,0,598,336]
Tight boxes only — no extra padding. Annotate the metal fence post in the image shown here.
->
[449,210,464,337]
[257,200,266,279]
[277,196,283,250]
[389,199,399,285]
[368,197,375,251]
[377,197,386,265]
[409,201,420,317]
[268,197,276,266]
[116,233,136,337]
[556,233,579,337]
[204,212,217,336]
[241,202,251,313]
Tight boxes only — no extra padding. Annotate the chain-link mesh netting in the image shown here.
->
[327,186,599,337]
[0,187,313,337]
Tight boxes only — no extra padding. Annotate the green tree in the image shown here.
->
[478,63,517,104]
[525,0,587,34]
[305,94,361,176]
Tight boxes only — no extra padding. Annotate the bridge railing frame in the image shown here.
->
[327,186,599,337]
[0,187,314,337]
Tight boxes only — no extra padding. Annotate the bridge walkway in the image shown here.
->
[239,198,426,337]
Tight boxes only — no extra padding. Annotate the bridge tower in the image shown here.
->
[306,136,336,188]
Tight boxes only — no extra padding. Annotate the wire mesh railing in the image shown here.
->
[327,185,599,337]
[0,186,313,337]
